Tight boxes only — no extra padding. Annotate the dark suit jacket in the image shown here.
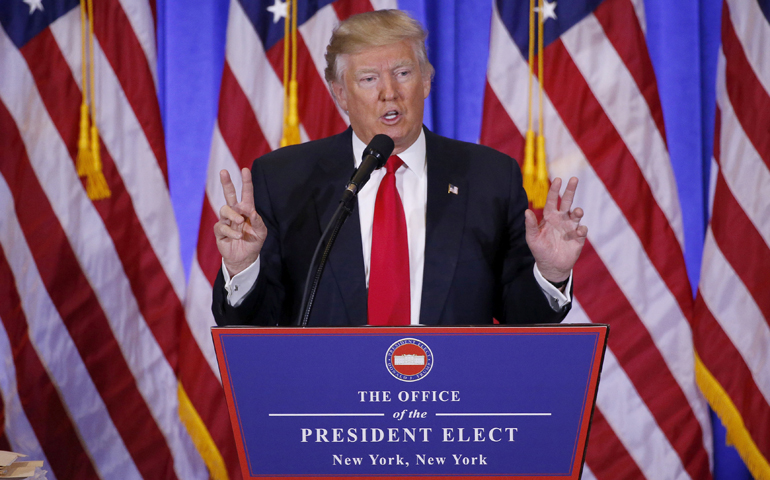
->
[212,127,569,326]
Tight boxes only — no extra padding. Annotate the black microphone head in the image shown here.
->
[363,134,395,169]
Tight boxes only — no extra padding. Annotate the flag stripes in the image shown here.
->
[591,0,666,143]
[0,63,181,480]
[0,1,208,478]
[481,0,713,477]
[93,0,168,178]
[0,244,101,480]
[695,6,770,464]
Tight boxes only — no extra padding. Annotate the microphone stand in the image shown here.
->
[295,193,356,327]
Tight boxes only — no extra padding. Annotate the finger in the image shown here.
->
[213,220,243,241]
[543,177,562,213]
[240,167,255,207]
[219,204,245,225]
[524,208,539,237]
[559,177,579,213]
[220,169,238,207]
[569,207,584,223]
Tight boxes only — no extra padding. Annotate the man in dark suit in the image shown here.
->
[212,9,587,327]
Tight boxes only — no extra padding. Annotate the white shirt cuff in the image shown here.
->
[222,257,260,307]
[533,264,572,311]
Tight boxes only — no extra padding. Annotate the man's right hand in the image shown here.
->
[214,168,267,276]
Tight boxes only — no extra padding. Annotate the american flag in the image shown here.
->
[480,0,715,478]
[694,0,770,478]
[0,0,216,478]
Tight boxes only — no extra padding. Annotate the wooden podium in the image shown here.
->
[213,324,608,479]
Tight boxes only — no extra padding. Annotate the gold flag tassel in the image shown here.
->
[79,0,111,200]
[530,0,550,209]
[522,0,537,202]
[280,0,301,147]
[76,0,92,176]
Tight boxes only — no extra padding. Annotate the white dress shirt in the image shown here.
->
[223,130,571,323]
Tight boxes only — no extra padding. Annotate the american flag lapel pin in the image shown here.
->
[448,184,459,195]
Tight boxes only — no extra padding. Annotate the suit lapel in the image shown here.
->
[313,129,368,324]
[420,130,468,325]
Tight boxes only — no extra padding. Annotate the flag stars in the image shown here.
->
[535,0,557,21]
[267,0,287,23]
[23,0,44,14]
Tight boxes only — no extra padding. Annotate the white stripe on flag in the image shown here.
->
[185,258,222,381]
[725,0,770,92]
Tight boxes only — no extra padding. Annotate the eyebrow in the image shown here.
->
[352,60,416,77]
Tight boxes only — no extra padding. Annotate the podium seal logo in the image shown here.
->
[386,338,433,382]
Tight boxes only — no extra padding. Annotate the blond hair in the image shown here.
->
[324,9,435,85]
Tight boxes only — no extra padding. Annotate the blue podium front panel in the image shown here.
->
[213,325,607,479]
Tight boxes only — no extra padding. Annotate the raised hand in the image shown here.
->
[213,168,267,276]
[524,177,588,284]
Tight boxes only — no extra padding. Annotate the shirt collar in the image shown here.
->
[352,128,427,178]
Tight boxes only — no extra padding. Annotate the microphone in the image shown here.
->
[342,134,395,203]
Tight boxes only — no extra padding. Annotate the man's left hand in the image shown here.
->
[525,177,588,284]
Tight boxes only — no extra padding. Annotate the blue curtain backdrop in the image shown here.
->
[156,0,750,478]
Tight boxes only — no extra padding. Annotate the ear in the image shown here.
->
[331,81,349,112]
[422,76,431,100]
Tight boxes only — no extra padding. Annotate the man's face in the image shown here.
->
[332,41,431,155]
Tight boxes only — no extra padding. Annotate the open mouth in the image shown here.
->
[383,110,399,121]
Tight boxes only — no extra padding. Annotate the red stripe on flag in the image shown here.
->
[694,294,770,457]
[196,201,224,284]
[544,39,693,314]
[266,38,348,141]
[710,173,770,321]
[331,0,375,19]
[479,81,526,163]
[0,246,101,480]
[94,0,169,181]
[0,96,178,480]
[575,241,712,480]
[722,3,770,170]
[218,62,272,167]
[593,0,667,145]
[584,407,646,479]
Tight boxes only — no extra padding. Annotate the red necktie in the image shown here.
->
[368,156,410,325]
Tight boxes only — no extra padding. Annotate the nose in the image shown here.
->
[379,74,399,101]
